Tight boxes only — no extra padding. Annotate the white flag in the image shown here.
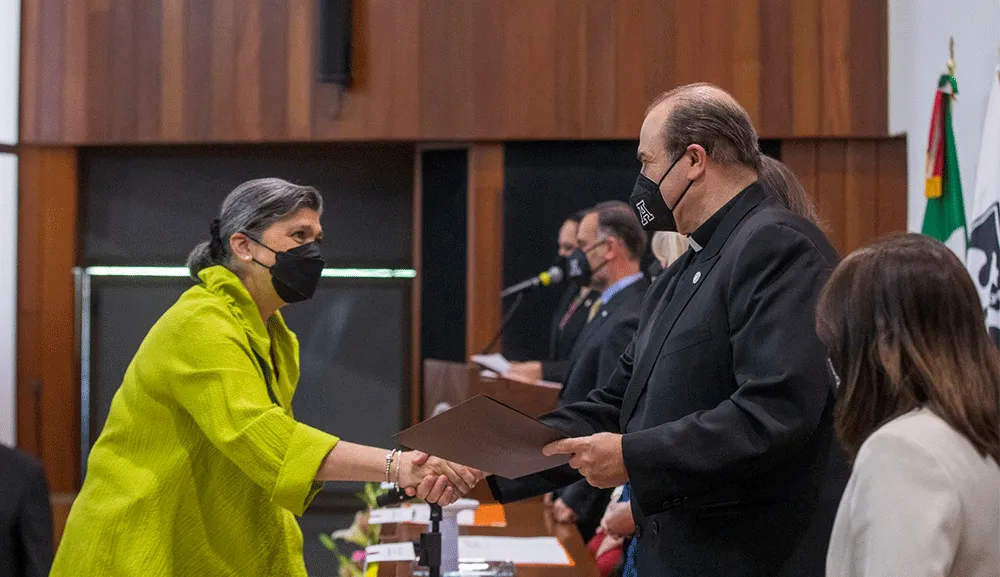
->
[966,67,1000,346]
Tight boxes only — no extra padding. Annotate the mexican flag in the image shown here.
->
[922,73,967,256]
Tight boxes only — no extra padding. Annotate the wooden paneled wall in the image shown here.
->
[783,137,907,255]
[466,144,505,356]
[16,147,80,493]
[20,0,888,144]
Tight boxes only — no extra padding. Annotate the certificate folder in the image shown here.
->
[394,394,569,479]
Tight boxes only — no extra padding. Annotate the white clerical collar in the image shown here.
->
[687,236,704,253]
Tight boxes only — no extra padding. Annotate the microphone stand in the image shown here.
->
[416,503,443,577]
[479,292,525,355]
[375,489,443,576]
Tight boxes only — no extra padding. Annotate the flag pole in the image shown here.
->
[947,36,956,76]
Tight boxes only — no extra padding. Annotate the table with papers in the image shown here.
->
[375,495,599,577]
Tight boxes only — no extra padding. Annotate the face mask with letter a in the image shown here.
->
[565,239,609,287]
[629,153,693,233]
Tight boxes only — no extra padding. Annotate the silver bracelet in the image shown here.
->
[394,450,403,488]
[385,448,398,485]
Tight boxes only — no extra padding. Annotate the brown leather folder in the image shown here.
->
[394,394,570,479]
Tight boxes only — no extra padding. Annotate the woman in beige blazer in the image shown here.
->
[817,233,1000,577]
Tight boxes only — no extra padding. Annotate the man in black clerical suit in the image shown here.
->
[489,83,849,577]
[550,201,649,540]
[507,210,601,383]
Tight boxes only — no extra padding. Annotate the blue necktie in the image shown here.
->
[620,483,638,577]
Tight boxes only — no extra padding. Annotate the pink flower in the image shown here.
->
[352,550,366,564]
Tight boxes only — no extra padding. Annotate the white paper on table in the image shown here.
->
[367,507,416,525]
[458,536,572,566]
[470,353,510,375]
[456,509,477,526]
[370,499,481,526]
[364,542,417,563]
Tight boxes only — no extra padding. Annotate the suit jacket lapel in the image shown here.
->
[619,184,771,427]
[562,283,636,386]
[619,254,720,425]
[577,291,620,340]
[630,264,683,362]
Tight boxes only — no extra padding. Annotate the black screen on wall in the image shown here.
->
[79,144,415,267]
[88,279,408,452]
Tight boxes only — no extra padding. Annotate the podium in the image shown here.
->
[421,359,562,420]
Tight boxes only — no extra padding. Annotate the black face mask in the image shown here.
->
[629,153,694,232]
[247,237,326,303]
[566,240,608,287]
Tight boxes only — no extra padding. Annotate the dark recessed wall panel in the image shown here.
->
[420,149,468,363]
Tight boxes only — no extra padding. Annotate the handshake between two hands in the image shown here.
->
[395,451,484,507]
[395,431,629,507]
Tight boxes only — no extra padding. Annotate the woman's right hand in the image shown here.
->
[397,451,483,506]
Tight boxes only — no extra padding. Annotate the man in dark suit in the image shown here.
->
[489,83,849,577]
[508,210,600,384]
[0,445,54,577]
[557,203,648,406]
[550,201,649,540]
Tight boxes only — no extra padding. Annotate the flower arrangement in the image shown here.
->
[320,483,389,577]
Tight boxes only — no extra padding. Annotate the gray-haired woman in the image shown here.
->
[51,178,481,577]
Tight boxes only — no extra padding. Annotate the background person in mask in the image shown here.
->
[507,210,601,383]
[488,83,848,577]
[549,201,649,540]
[50,178,481,577]
[556,202,649,407]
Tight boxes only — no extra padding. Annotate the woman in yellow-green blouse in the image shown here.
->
[51,178,480,576]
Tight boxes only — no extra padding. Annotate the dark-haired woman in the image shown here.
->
[818,233,1000,577]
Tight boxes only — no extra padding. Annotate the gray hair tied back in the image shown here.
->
[208,218,224,261]
[186,178,324,281]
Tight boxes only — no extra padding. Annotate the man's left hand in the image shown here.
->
[542,433,628,488]
[504,361,543,382]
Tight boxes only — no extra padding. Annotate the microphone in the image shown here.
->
[500,266,565,298]
[375,486,415,508]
